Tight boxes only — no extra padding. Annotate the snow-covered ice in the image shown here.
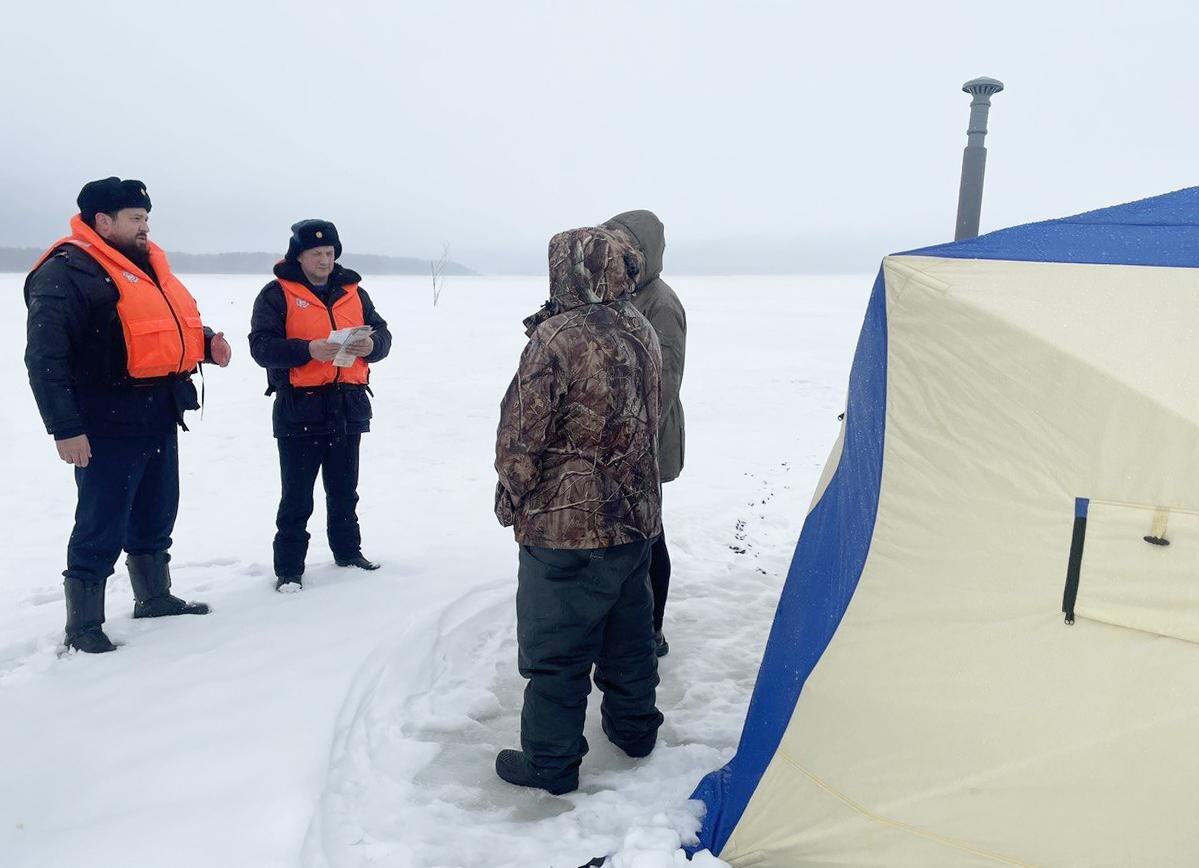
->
[1,273,868,867]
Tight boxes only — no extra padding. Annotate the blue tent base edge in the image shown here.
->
[687,269,889,856]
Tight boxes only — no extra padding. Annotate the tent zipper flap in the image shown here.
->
[1063,497,1089,625]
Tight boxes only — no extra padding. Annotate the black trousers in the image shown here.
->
[650,530,671,632]
[274,433,362,577]
[515,538,663,784]
[65,433,179,585]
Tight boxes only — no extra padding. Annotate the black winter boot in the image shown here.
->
[601,717,658,759]
[494,749,578,795]
[275,575,303,593]
[127,552,210,618]
[63,577,116,654]
[335,554,380,571]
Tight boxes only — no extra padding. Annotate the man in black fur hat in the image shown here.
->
[249,220,392,591]
[24,177,232,653]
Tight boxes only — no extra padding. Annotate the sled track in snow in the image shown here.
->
[301,459,803,868]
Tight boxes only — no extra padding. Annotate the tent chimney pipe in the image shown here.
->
[954,77,1004,241]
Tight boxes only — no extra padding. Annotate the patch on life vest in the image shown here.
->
[295,298,310,309]
[121,271,139,283]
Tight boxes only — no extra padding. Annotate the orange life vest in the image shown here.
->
[32,215,206,379]
[278,277,370,387]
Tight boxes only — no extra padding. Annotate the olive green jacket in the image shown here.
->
[603,210,686,482]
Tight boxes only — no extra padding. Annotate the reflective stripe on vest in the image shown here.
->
[31,214,206,379]
[278,278,370,387]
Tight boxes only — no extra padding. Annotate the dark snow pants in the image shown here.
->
[273,433,362,577]
[649,530,671,633]
[515,538,663,785]
[65,432,180,584]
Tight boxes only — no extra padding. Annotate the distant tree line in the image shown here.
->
[0,247,475,276]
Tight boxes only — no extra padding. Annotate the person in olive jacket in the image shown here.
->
[602,210,686,658]
[248,220,392,591]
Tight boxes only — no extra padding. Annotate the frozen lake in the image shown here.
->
[1,272,870,867]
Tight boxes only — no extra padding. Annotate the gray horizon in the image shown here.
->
[3,0,1195,275]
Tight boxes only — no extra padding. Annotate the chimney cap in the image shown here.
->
[963,77,1005,96]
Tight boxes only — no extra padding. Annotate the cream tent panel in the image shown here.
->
[720,256,1199,867]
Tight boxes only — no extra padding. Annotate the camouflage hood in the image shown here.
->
[523,226,639,335]
[603,210,664,291]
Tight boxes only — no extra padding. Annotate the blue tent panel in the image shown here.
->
[905,186,1199,268]
[688,270,889,855]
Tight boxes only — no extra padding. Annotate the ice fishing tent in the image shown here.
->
[690,189,1199,866]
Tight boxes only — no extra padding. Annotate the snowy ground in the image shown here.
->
[0,272,868,868]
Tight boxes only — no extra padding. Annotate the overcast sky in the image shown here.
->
[2,0,1195,272]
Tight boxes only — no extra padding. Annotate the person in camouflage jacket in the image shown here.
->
[492,226,665,795]
[494,227,663,548]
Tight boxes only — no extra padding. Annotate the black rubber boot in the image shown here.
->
[127,552,210,618]
[335,554,380,571]
[601,717,658,759]
[494,749,578,795]
[275,575,303,593]
[63,577,116,654]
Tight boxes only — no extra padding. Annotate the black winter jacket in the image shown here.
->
[248,261,392,438]
[24,245,214,440]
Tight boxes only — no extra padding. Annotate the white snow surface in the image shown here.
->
[1,273,868,868]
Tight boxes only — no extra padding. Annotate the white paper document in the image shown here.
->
[328,326,373,367]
